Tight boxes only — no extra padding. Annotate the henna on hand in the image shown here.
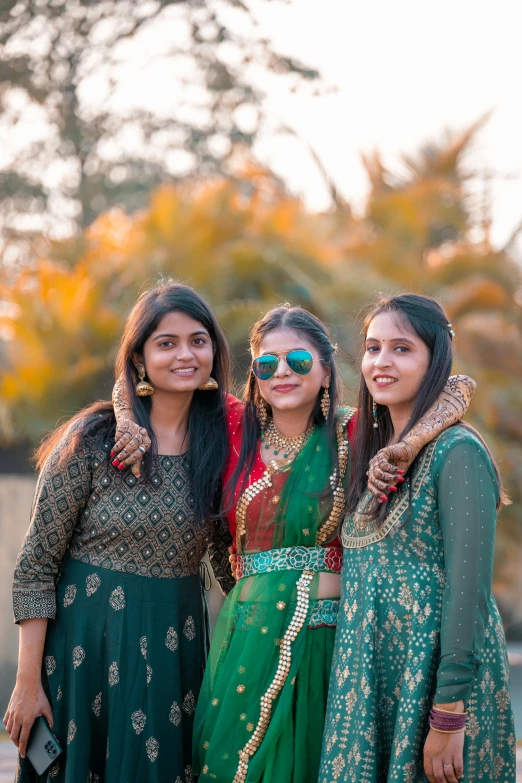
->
[367,375,476,498]
[398,374,475,462]
[112,374,132,416]
[367,444,411,496]
[113,420,150,477]
[367,476,391,495]
[112,375,151,477]
[116,436,141,460]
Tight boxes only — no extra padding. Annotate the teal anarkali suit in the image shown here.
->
[12,419,234,783]
[319,425,516,782]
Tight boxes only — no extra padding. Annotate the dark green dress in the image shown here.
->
[319,426,516,782]
[12,421,234,783]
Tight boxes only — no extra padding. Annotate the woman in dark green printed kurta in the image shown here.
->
[320,295,516,783]
[6,282,235,783]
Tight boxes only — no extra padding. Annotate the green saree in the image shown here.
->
[193,412,353,783]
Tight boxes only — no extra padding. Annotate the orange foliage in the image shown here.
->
[0,144,521,613]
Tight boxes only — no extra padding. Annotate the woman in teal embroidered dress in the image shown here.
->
[319,294,516,783]
[5,283,235,783]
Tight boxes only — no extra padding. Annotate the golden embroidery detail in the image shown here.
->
[231,409,354,783]
[342,433,441,549]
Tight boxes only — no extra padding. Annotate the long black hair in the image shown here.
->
[348,293,508,521]
[36,280,232,526]
[226,304,342,502]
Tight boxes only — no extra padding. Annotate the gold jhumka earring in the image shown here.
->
[135,366,154,397]
[198,377,219,390]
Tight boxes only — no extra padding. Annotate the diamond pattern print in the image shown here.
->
[13,435,235,622]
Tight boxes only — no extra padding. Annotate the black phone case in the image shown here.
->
[26,716,63,775]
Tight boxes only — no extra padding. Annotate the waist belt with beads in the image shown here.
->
[236,545,343,581]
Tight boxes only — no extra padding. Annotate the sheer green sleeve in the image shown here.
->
[12,431,93,623]
[434,428,499,704]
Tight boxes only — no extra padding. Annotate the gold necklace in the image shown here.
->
[261,419,314,458]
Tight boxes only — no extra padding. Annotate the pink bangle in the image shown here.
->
[429,707,467,733]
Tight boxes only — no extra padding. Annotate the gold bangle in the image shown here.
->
[432,706,467,716]
[429,725,465,735]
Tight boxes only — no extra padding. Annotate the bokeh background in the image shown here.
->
[0,0,521,773]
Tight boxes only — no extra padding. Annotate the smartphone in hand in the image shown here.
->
[26,716,63,775]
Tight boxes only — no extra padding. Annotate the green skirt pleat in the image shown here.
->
[260,625,335,783]
[16,557,209,783]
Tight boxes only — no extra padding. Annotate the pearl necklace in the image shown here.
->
[260,420,315,458]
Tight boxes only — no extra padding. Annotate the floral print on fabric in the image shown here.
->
[319,427,516,782]
[15,560,209,783]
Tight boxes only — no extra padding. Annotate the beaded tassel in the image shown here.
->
[372,399,379,429]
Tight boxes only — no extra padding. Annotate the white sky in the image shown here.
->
[2,0,522,257]
[249,0,522,256]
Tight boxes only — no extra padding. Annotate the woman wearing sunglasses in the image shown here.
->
[112,304,475,783]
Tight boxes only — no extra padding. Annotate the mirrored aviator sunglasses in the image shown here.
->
[252,350,315,381]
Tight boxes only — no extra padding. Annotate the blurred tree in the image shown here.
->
[0,163,340,437]
[1,126,521,628]
[0,0,319,259]
[335,126,522,628]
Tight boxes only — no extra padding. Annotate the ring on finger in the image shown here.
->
[138,445,146,453]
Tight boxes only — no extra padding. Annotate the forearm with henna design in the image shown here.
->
[112,374,132,419]
[112,374,151,477]
[368,375,476,494]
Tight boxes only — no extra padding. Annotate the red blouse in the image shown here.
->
[224,395,358,550]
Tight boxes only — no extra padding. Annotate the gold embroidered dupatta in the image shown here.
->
[193,411,353,782]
